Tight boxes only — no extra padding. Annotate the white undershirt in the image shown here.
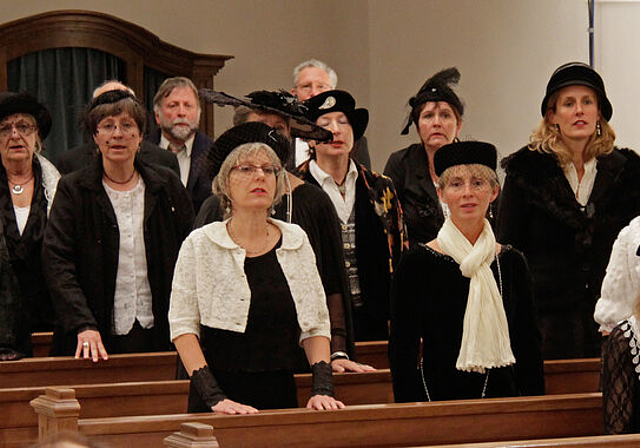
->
[159,133,195,186]
[563,158,597,206]
[294,139,311,168]
[103,178,154,335]
[309,159,358,224]
[13,205,30,236]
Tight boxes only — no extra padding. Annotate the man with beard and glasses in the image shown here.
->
[148,77,213,213]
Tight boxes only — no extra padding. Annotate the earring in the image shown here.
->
[555,124,560,133]
[596,121,602,137]
[488,203,494,220]
[454,137,460,143]
[270,208,276,216]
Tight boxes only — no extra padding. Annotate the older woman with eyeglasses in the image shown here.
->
[0,92,60,361]
[43,90,193,361]
[170,141,343,413]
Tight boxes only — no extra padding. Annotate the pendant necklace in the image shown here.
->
[9,176,33,195]
[103,170,137,185]
[227,220,270,255]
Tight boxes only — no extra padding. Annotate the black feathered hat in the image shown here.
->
[434,141,497,177]
[402,67,464,135]
[208,121,292,178]
[302,90,369,141]
[199,88,332,142]
[541,62,612,121]
[0,92,52,139]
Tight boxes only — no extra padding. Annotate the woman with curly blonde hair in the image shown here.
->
[497,62,640,359]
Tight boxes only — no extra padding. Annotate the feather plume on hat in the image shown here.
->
[401,67,464,135]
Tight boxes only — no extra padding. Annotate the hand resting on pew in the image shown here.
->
[75,329,109,363]
[332,358,376,373]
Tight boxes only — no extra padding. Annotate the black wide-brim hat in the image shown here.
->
[302,90,369,141]
[434,141,497,177]
[208,121,292,178]
[199,88,332,142]
[0,92,52,139]
[541,62,613,121]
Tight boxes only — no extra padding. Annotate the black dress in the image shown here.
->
[188,240,300,412]
[195,183,355,360]
[602,319,640,434]
[389,244,544,402]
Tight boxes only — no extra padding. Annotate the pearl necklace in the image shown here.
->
[226,220,270,255]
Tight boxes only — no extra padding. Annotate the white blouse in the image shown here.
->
[103,178,154,336]
[594,216,640,332]
[309,159,358,224]
[13,205,30,235]
[563,158,597,206]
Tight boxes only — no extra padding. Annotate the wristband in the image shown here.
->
[330,351,350,361]
[311,360,335,397]
[190,365,227,409]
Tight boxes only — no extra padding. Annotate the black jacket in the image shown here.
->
[43,158,194,355]
[57,140,180,177]
[147,129,213,214]
[497,146,640,358]
[384,143,443,247]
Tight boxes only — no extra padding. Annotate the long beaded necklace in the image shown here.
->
[226,219,270,255]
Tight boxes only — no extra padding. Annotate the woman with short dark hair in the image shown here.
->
[44,90,193,360]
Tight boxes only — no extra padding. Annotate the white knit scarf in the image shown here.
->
[437,217,515,373]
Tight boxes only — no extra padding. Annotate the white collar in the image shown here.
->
[159,133,195,157]
[202,218,304,251]
[308,158,358,187]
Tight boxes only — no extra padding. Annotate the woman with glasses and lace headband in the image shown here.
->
[389,141,544,402]
[498,62,640,359]
[0,92,60,360]
[43,90,193,361]
[169,141,344,414]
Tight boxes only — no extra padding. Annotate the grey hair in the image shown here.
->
[152,77,201,117]
[92,80,134,99]
[212,142,286,217]
[292,59,338,88]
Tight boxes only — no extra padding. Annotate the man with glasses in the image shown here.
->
[290,59,371,170]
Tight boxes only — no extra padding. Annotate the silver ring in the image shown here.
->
[82,342,89,348]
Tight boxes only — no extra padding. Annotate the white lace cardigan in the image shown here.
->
[594,216,640,332]
[169,218,331,343]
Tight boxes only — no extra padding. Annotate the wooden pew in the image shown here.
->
[0,352,178,388]
[28,333,390,369]
[31,389,604,447]
[0,371,390,447]
[435,433,640,447]
[544,358,600,395]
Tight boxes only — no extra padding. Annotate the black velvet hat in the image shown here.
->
[401,67,464,135]
[208,121,292,178]
[199,88,332,142]
[302,90,369,141]
[541,62,612,121]
[0,92,52,139]
[434,141,497,177]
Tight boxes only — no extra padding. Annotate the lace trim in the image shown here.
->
[620,316,640,381]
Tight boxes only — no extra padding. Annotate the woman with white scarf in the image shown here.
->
[389,141,544,402]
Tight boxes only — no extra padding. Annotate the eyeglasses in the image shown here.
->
[96,122,139,136]
[0,122,37,138]
[231,164,280,177]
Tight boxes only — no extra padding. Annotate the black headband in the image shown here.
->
[89,90,140,110]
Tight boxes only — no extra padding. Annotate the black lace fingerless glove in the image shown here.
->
[311,360,335,397]
[191,365,227,409]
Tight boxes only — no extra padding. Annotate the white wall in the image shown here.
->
[6,0,630,171]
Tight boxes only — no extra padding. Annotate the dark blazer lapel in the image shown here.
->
[589,150,626,204]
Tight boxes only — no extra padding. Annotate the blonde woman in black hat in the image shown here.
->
[384,68,465,248]
[497,62,640,360]
[0,92,60,360]
[389,141,544,402]
[298,90,407,342]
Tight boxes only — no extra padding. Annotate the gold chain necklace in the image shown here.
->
[226,220,270,255]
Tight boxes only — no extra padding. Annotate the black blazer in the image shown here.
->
[147,129,213,213]
[43,157,194,355]
[57,140,180,177]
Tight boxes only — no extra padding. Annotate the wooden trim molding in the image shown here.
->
[0,10,233,135]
